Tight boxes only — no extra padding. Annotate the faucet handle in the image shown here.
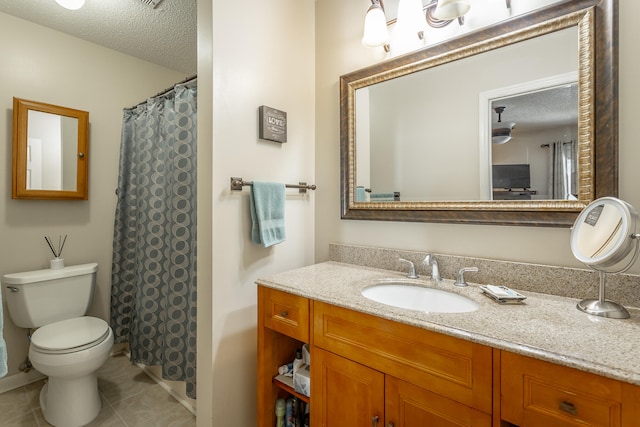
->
[398,258,418,279]
[454,267,478,287]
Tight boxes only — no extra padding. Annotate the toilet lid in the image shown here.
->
[31,316,111,353]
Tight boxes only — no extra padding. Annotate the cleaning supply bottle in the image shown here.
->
[275,398,285,427]
[285,398,294,427]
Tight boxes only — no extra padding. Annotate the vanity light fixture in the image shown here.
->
[54,0,85,10]
[397,0,427,40]
[433,0,470,21]
[362,0,391,52]
[492,106,516,144]
[362,0,510,50]
[425,0,469,30]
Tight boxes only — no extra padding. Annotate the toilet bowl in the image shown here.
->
[29,316,114,427]
[1,263,113,427]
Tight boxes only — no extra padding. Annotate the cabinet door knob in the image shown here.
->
[559,400,577,416]
[279,310,288,317]
[371,415,379,426]
[388,423,395,427]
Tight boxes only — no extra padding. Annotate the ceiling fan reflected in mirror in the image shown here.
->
[492,106,516,144]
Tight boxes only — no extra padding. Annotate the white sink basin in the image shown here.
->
[362,281,479,313]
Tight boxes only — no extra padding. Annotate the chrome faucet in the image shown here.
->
[398,258,418,279]
[423,254,441,283]
[454,267,478,287]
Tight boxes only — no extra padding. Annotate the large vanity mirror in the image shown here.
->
[341,0,617,226]
[12,98,89,200]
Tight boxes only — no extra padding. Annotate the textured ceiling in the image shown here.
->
[0,0,196,75]
[492,84,579,133]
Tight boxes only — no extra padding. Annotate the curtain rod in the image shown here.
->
[126,74,197,110]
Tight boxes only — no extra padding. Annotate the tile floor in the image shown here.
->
[0,353,196,426]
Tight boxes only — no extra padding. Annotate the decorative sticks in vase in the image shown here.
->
[45,235,67,270]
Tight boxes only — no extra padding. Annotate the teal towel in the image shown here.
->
[370,192,395,199]
[356,186,366,202]
[370,192,396,201]
[0,287,7,378]
[250,182,286,247]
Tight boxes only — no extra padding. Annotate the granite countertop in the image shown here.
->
[257,261,640,386]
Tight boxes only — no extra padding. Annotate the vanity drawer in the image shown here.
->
[313,301,492,414]
[260,287,309,342]
[501,351,622,427]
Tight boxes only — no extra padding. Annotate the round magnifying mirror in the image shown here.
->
[570,197,640,319]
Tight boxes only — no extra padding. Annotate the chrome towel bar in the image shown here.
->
[230,177,316,194]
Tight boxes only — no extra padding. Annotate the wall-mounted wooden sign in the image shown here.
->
[259,105,287,143]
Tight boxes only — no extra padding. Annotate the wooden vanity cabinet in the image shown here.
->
[500,351,640,427]
[312,301,493,427]
[258,286,640,427]
[258,286,311,427]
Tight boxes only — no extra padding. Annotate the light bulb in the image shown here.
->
[362,3,390,48]
[433,0,471,20]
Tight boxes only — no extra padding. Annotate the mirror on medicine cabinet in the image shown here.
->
[12,98,89,200]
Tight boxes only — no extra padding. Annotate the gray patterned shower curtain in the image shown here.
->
[110,80,197,398]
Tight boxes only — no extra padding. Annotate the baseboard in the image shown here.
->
[0,369,46,394]
[134,361,197,415]
[111,342,129,356]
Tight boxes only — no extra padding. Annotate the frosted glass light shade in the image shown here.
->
[433,0,470,20]
[362,4,390,48]
[397,0,425,36]
[492,123,515,144]
[491,135,511,145]
[55,0,85,10]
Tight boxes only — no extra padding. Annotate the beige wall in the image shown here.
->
[315,0,640,275]
[207,0,315,425]
[0,12,184,378]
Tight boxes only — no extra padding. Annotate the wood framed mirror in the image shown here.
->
[341,0,617,227]
[12,98,89,200]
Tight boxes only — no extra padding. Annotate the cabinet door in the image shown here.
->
[311,347,385,427]
[386,376,491,427]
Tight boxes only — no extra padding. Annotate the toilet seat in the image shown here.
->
[31,316,111,354]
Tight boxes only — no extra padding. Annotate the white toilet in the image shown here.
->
[2,263,114,427]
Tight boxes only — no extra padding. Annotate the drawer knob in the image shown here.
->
[279,310,288,318]
[559,400,577,416]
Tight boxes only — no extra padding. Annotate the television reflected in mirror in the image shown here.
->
[492,164,531,190]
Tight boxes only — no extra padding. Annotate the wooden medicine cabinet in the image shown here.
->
[12,97,89,200]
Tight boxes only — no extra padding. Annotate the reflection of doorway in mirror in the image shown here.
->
[479,71,579,201]
[27,137,42,189]
[27,110,64,190]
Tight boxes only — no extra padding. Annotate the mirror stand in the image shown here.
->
[577,270,631,319]
[577,234,640,319]
[571,197,640,320]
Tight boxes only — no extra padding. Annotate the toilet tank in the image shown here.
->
[2,263,98,329]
